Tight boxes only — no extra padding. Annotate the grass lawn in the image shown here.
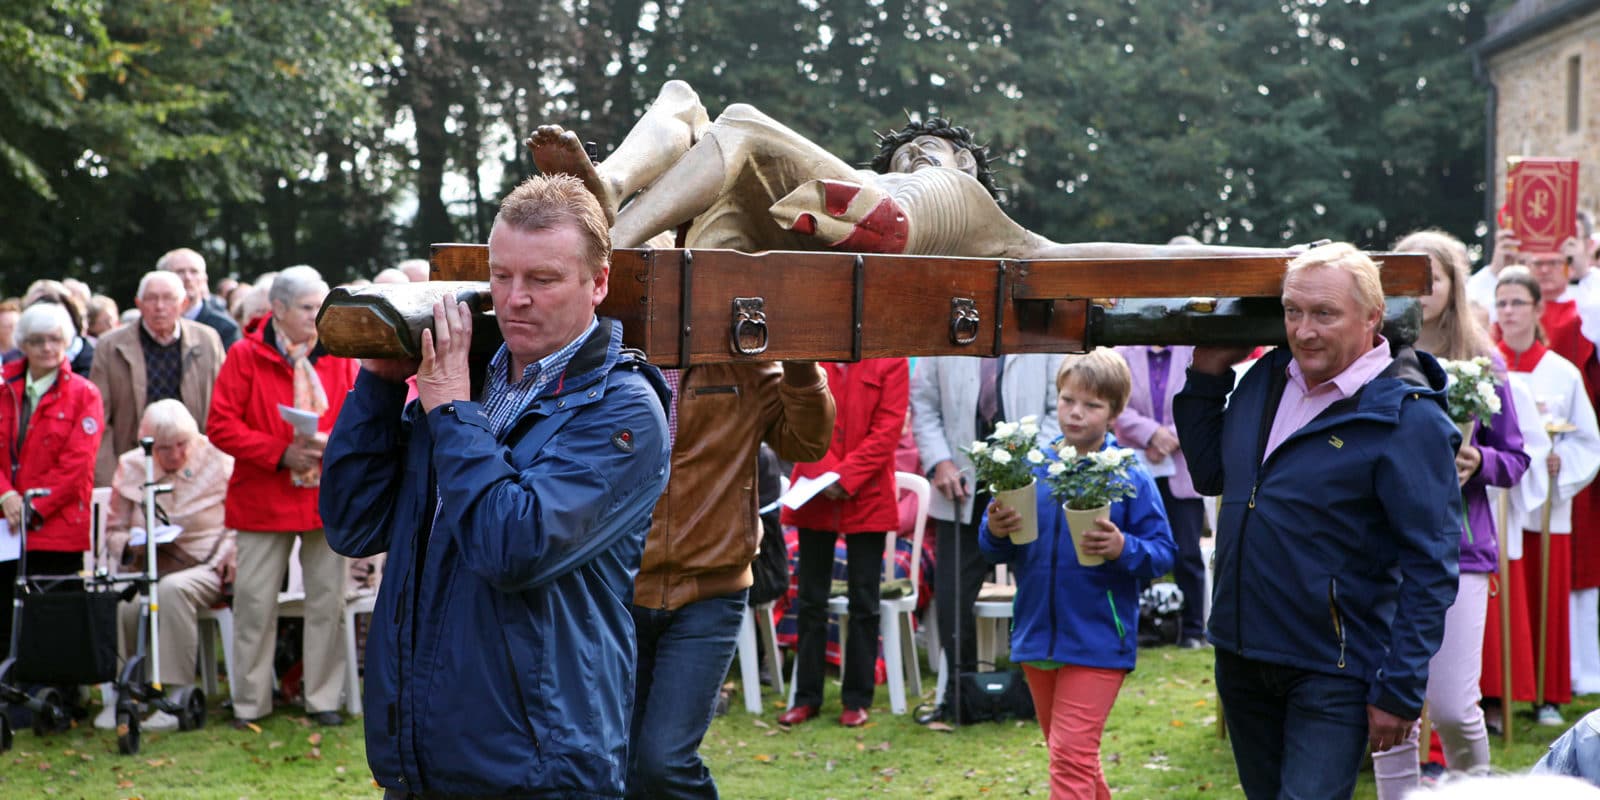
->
[3,647,1592,798]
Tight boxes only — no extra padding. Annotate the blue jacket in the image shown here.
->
[1174,345,1462,720]
[978,434,1176,671]
[320,319,670,798]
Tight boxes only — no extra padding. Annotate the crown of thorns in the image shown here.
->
[869,116,1000,199]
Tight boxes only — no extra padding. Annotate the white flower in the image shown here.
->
[969,441,989,457]
[991,450,1012,464]
[1047,461,1067,476]
[1019,415,1038,426]
[1026,448,1045,465]
[1055,441,1078,460]
[993,421,1018,438]
[1019,420,1039,438]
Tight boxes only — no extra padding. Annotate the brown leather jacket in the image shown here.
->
[635,362,834,610]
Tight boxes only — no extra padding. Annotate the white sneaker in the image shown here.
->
[93,704,118,730]
[143,710,180,732]
[1537,704,1565,726]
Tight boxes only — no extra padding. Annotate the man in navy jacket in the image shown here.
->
[321,175,670,797]
[1174,243,1462,800]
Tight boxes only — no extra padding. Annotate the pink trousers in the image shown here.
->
[1022,663,1127,799]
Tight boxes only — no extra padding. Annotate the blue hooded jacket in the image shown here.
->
[978,433,1176,671]
[320,319,670,798]
[1173,344,1462,720]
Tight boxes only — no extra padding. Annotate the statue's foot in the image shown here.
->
[526,125,618,225]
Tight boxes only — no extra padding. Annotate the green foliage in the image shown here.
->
[0,0,1492,306]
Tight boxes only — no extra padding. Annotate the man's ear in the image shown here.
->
[952,147,977,177]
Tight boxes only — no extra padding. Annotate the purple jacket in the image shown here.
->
[1460,372,1530,573]
[1114,346,1198,499]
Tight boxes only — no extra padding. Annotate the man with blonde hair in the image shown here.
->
[89,271,226,486]
[322,174,672,797]
[1175,243,1463,799]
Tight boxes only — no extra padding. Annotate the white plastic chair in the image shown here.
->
[276,590,376,716]
[88,486,113,574]
[788,471,931,715]
[733,601,784,713]
[197,604,235,703]
[934,565,1017,707]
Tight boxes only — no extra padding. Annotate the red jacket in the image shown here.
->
[1,358,103,552]
[783,359,908,534]
[207,317,358,533]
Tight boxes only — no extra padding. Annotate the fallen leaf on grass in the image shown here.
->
[241,722,262,734]
[37,761,50,771]
[824,759,837,772]
[1170,719,1185,728]
[764,729,781,737]
[753,753,774,763]
[117,780,134,789]
[925,721,954,732]
[307,747,323,760]
[308,733,323,745]
[751,719,770,729]
[873,741,890,751]
[268,741,284,750]
[145,758,169,767]
[1193,699,1208,707]
[336,765,347,774]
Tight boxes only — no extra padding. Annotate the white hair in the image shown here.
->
[138,399,200,444]
[268,265,328,308]
[16,302,75,345]
[1422,775,1600,798]
[156,247,206,274]
[136,270,187,301]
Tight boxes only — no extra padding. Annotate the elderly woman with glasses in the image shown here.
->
[94,399,235,732]
[0,302,104,649]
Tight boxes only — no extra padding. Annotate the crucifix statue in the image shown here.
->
[317,80,1428,363]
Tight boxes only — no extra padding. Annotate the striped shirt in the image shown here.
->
[479,318,599,436]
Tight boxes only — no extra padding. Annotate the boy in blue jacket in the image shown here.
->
[982,348,1176,798]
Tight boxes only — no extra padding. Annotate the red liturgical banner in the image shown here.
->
[1503,157,1579,254]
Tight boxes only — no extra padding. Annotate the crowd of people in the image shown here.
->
[4,91,1600,798]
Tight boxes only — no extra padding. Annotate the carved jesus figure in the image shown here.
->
[529,80,1283,260]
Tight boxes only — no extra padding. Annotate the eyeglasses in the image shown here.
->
[20,335,66,348]
[1495,299,1533,310]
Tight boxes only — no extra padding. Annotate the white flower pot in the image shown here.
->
[1063,503,1111,567]
[992,478,1039,545]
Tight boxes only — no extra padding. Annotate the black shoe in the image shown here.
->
[311,711,344,727]
[1178,637,1208,650]
[914,703,950,725]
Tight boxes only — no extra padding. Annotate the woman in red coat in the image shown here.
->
[0,302,104,648]
[779,358,909,727]
[206,266,358,727]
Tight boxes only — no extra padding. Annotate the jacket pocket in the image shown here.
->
[1328,578,1347,670]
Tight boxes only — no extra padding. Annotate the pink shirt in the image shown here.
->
[1263,337,1394,461]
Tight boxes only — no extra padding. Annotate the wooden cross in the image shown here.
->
[317,244,1429,364]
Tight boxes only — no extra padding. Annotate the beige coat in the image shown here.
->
[90,319,226,486]
[106,436,234,575]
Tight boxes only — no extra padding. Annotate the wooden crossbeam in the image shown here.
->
[315,244,1429,363]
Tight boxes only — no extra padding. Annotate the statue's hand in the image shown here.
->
[771,180,909,254]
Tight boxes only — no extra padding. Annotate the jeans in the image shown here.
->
[628,589,748,800]
[1215,648,1370,800]
[793,529,884,710]
[1158,477,1208,640]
